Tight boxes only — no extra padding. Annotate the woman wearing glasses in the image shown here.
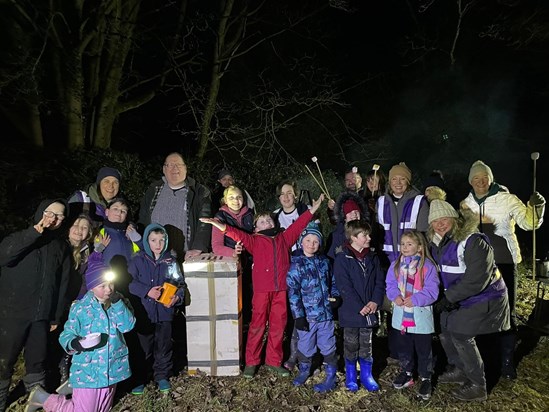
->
[0,199,72,411]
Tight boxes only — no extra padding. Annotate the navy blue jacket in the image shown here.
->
[128,224,185,323]
[334,244,385,328]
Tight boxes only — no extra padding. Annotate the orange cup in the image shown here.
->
[157,282,178,306]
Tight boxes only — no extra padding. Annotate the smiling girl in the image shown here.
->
[385,230,439,400]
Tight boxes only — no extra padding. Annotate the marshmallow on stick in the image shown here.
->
[371,164,380,196]
[305,165,330,199]
[312,157,331,199]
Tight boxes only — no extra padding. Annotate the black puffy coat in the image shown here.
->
[0,199,71,324]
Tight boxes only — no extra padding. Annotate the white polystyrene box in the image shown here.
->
[183,254,242,376]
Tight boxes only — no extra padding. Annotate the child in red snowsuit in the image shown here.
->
[200,194,324,378]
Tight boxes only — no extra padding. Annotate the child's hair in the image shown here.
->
[393,230,434,288]
[106,197,131,220]
[71,214,93,269]
[148,228,166,239]
[276,180,300,199]
[221,185,243,206]
[253,211,273,227]
[345,220,371,240]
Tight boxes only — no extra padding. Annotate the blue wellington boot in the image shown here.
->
[293,362,311,386]
[313,364,338,393]
[359,357,380,391]
[344,359,359,392]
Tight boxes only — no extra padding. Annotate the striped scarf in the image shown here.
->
[398,255,421,332]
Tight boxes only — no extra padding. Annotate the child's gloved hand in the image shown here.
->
[294,317,309,332]
[71,338,100,352]
[329,296,342,309]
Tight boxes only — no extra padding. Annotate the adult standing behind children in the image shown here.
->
[377,162,430,263]
[0,199,71,412]
[68,167,122,224]
[200,194,325,379]
[428,198,510,402]
[461,160,545,379]
[139,152,212,261]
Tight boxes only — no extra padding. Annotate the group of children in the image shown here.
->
[25,198,186,412]
[201,186,441,401]
[24,182,441,411]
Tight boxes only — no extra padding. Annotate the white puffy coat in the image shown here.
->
[461,186,544,264]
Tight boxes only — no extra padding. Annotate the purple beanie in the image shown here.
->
[96,167,122,185]
[85,252,111,290]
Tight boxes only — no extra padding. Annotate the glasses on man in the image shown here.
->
[43,211,65,220]
[164,163,186,170]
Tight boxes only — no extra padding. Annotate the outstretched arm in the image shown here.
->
[199,218,227,232]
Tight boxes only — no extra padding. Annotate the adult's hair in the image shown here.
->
[365,169,387,194]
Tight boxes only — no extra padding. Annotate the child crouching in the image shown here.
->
[287,223,341,392]
[26,252,136,412]
[334,220,385,392]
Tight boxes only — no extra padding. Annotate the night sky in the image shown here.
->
[1,0,548,255]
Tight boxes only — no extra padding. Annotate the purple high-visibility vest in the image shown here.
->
[436,233,507,308]
[377,194,425,262]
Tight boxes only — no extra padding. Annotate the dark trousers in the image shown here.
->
[343,327,373,360]
[136,321,173,382]
[0,318,48,385]
[499,263,517,328]
[498,263,517,362]
[396,332,433,378]
[439,330,485,387]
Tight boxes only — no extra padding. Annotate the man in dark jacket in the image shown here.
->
[139,152,212,261]
[0,199,71,412]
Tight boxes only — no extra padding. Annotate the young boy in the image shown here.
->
[286,223,341,392]
[200,194,324,378]
[128,224,186,394]
[334,220,385,392]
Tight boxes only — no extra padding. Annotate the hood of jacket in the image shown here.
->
[33,198,70,224]
[143,223,169,259]
[334,191,369,223]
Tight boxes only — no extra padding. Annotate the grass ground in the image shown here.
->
[7,271,549,411]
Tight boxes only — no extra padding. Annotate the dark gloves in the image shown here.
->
[109,292,122,304]
[529,192,546,207]
[329,296,342,309]
[294,317,309,332]
[434,296,459,314]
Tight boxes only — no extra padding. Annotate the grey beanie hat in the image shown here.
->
[428,199,459,224]
[468,160,493,184]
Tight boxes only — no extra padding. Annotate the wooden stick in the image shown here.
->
[305,165,330,199]
[314,161,332,199]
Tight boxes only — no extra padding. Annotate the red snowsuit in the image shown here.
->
[224,210,314,366]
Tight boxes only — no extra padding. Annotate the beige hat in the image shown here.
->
[428,199,459,224]
[389,162,412,182]
[468,160,493,184]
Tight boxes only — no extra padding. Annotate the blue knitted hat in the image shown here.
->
[298,222,323,248]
